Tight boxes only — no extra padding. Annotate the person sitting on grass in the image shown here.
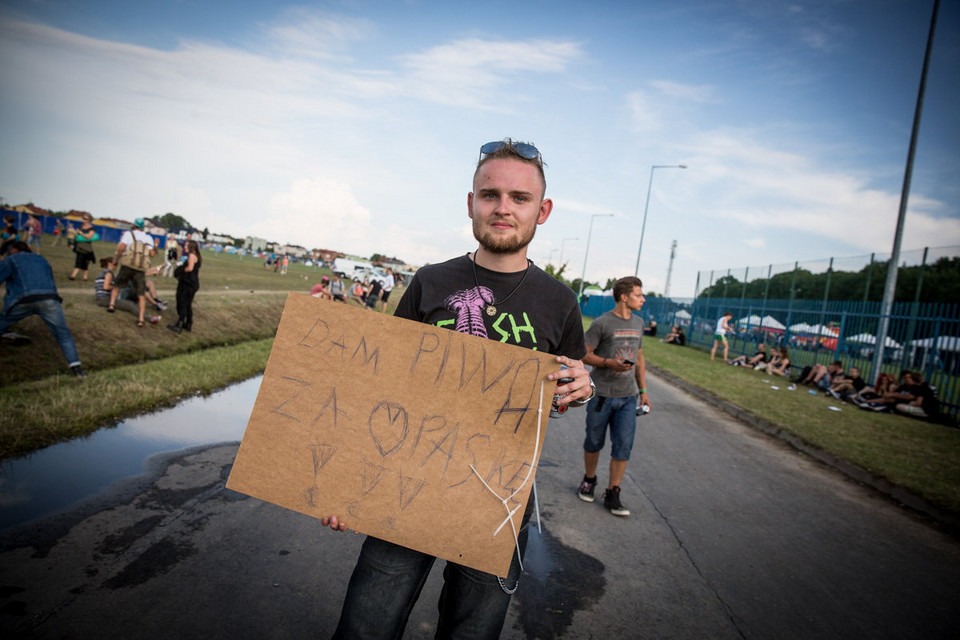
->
[827,366,866,401]
[664,325,685,345]
[766,347,791,377]
[729,342,768,368]
[311,276,333,300]
[799,360,844,392]
[95,257,161,323]
[893,372,940,420]
[855,371,918,413]
[852,372,897,406]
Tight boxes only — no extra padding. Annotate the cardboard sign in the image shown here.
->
[227,293,558,576]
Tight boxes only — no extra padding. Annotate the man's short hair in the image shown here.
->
[474,138,546,197]
[10,241,31,253]
[612,276,643,302]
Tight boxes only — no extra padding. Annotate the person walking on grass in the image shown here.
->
[68,213,99,281]
[0,241,85,377]
[577,275,649,517]
[379,267,395,312]
[108,218,155,327]
[710,311,734,361]
[168,240,201,333]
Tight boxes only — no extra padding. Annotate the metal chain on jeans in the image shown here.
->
[498,575,519,595]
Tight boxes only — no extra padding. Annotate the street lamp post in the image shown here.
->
[634,164,686,276]
[578,214,614,298]
[559,236,578,266]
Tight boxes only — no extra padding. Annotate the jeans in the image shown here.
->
[333,512,530,639]
[583,395,638,460]
[0,298,80,367]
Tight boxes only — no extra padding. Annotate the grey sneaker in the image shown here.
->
[603,486,630,517]
[577,476,598,503]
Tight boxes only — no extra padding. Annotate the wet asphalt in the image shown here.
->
[2,372,960,639]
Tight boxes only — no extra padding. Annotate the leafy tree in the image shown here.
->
[156,212,190,230]
[696,258,960,304]
[544,263,573,288]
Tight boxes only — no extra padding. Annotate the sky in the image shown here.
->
[1,0,958,298]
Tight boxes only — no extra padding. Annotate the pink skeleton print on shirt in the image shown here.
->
[444,286,492,339]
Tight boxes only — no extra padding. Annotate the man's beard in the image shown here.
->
[473,218,537,255]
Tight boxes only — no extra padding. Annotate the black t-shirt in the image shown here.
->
[393,254,585,359]
[849,376,867,392]
[910,382,940,416]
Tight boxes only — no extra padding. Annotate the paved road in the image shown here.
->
[2,373,959,639]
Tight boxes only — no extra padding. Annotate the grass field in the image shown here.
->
[2,239,958,517]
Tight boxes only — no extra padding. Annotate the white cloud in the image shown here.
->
[626,90,661,133]
[261,177,372,249]
[398,38,583,108]
[650,80,716,103]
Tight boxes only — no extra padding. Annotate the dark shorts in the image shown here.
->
[380,290,391,303]
[73,250,96,270]
[583,395,638,460]
[115,265,147,297]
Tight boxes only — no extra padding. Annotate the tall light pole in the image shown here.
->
[634,164,686,276]
[559,236,578,266]
[578,214,614,298]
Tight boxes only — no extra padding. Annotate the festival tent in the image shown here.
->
[908,335,960,351]
[673,309,692,327]
[760,315,785,331]
[809,324,839,337]
[739,314,784,333]
[845,333,904,359]
[907,336,960,373]
[846,333,902,348]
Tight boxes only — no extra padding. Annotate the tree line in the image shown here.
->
[697,257,960,304]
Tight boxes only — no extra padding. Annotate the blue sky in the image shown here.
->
[1,0,957,297]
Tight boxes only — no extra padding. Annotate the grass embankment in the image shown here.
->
[643,338,960,514]
[2,241,958,517]
[0,241,394,458]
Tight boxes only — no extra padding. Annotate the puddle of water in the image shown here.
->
[514,525,606,640]
[0,376,262,530]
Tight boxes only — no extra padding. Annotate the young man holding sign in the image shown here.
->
[323,139,593,638]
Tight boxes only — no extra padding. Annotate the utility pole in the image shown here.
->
[664,240,677,299]
[871,0,939,382]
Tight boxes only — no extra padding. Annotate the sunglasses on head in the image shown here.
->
[479,140,542,164]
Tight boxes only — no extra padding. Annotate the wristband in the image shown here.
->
[570,379,596,407]
[638,388,647,394]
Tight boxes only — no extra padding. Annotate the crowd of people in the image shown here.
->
[2,210,415,377]
[0,137,952,640]
[309,267,397,313]
[718,329,941,421]
[0,216,207,378]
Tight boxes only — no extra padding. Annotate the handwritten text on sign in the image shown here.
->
[226,293,557,576]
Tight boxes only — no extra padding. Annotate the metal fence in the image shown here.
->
[692,246,959,304]
[579,292,960,421]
